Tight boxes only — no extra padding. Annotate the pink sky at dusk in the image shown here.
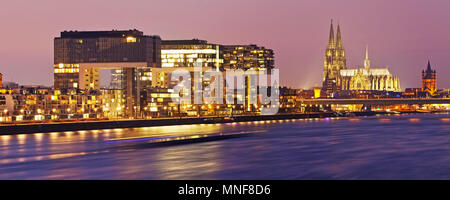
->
[0,0,449,89]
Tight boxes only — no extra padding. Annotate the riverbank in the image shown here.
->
[0,111,435,135]
[2,111,449,180]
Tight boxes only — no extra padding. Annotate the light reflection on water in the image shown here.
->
[0,113,450,179]
[155,143,222,179]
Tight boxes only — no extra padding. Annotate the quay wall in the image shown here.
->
[0,112,375,135]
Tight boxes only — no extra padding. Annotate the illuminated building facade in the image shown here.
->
[101,89,125,118]
[222,45,274,70]
[54,29,161,90]
[422,60,437,95]
[322,21,401,95]
[0,87,104,122]
[0,93,13,122]
[279,87,300,113]
[161,39,223,69]
[141,88,180,118]
[151,66,217,116]
[54,29,161,116]
[222,45,274,112]
[156,40,277,115]
[339,46,401,92]
[156,39,224,115]
[0,73,2,88]
[323,20,346,89]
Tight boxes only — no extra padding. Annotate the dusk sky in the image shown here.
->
[0,0,449,89]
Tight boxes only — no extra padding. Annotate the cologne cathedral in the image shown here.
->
[322,20,401,95]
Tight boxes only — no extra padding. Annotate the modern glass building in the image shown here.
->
[155,40,276,114]
[53,29,161,117]
[54,29,161,90]
[222,45,274,71]
[160,39,223,69]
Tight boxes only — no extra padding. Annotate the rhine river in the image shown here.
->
[1,113,450,179]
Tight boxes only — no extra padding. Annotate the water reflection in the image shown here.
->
[0,113,450,179]
[1,135,10,145]
[155,143,222,179]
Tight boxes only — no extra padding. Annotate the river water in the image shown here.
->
[1,113,450,179]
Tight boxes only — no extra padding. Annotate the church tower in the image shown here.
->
[422,60,437,95]
[364,45,370,69]
[335,22,347,72]
[323,20,347,95]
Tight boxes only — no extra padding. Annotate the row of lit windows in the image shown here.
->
[54,68,80,73]
[67,37,138,44]
[230,50,271,54]
[162,54,205,59]
[161,49,217,54]
[162,58,222,63]
[162,45,215,49]
[55,63,80,69]
[150,93,179,98]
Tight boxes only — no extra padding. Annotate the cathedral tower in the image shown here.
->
[422,60,437,95]
[335,22,346,72]
[323,20,347,94]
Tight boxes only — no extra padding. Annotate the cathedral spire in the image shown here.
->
[427,60,432,72]
[366,45,369,59]
[364,45,370,69]
[336,21,343,48]
[328,19,335,48]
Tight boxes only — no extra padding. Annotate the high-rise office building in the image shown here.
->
[222,44,275,111]
[0,73,2,88]
[155,39,276,114]
[54,29,161,90]
[160,39,222,69]
[154,39,223,88]
[223,45,274,71]
[54,29,161,116]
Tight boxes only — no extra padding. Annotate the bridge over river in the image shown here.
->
[299,98,450,106]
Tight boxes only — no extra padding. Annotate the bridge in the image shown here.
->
[299,98,450,106]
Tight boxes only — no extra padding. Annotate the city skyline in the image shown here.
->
[0,0,449,89]
[1,0,450,183]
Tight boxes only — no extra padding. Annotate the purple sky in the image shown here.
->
[0,0,449,89]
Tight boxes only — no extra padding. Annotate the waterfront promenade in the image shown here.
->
[0,112,339,135]
[1,109,448,135]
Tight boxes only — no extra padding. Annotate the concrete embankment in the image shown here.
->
[0,112,376,135]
